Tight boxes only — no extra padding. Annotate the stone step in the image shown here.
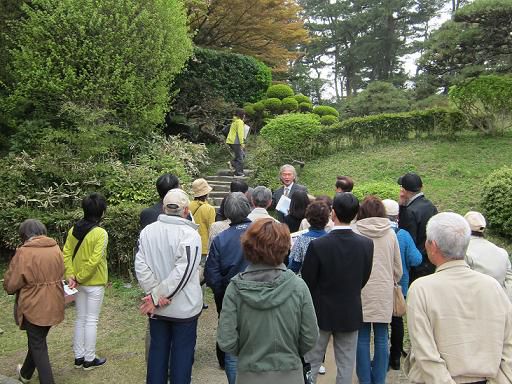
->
[210,197,224,206]
[204,175,248,183]
[208,183,230,192]
[209,191,229,198]
[216,169,254,177]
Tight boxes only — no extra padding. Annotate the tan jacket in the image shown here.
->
[405,260,512,383]
[3,236,65,329]
[356,217,402,323]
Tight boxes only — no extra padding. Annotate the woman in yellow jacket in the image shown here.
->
[63,193,108,371]
[226,109,246,177]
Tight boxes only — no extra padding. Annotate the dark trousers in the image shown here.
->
[229,144,244,175]
[20,319,55,384]
[147,317,197,384]
[214,291,225,368]
[389,315,404,361]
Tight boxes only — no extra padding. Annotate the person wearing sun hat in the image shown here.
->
[397,172,438,283]
[135,188,202,384]
[189,178,216,258]
[464,211,512,301]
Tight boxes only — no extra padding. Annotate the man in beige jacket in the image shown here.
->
[405,212,512,384]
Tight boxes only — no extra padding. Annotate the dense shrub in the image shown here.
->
[352,182,400,201]
[263,98,283,114]
[294,93,312,104]
[449,75,512,134]
[313,105,340,118]
[325,108,467,145]
[244,104,256,116]
[260,113,323,160]
[266,84,294,100]
[482,166,512,237]
[281,97,299,112]
[299,102,313,112]
[7,0,192,132]
[320,115,338,125]
[253,101,266,112]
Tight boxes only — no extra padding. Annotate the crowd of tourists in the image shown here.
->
[3,163,512,384]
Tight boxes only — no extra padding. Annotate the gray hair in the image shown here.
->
[252,186,272,208]
[19,219,47,242]
[426,212,470,260]
[224,192,251,224]
[280,164,297,179]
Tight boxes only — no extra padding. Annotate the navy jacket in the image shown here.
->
[205,218,252,296]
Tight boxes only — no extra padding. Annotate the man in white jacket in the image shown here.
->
[135,188,202,384]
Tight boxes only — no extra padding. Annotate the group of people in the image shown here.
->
[3,163,512,384]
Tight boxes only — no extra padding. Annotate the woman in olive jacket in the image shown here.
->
[3,219,65,384]
[218,218,319,384]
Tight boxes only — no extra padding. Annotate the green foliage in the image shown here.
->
[266,84,294,100]
[260,113,323,160]
[7,0,192,131]
[294,93,312,104]
[263,98,283,114]
[313,105,340,118]
[244,104,256,117]
[281,97,299,112]
[320,115,338,125]
[299,102,313,112]
[482,166,512,237]
[326,109,468,145]
[449,75,512,134]
[352,182,400,201]
[343,81,410,117]
[253,101,266,112]
[412,94,451,110]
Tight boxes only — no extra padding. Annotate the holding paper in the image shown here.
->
[275,195,291,216]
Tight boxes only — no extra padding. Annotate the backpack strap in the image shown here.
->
[72,225,97,261]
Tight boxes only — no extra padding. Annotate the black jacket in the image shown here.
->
[399,194,437,278]
[271,183,308,222]
[301,229,373,332]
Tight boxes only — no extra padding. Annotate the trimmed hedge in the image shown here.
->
[313,105,340,118]
[282,97,299,112]
[263,98,283,114]
[294,93,312,104]
[482,166,512,237]
[299,102,313,112]
[320,115,338,125]
[353,182,400,202]
[266,84,294,100]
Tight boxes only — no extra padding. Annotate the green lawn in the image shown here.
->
[296,133,512,252]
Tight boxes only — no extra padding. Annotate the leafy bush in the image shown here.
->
[352,182,400,201]
[449,75,512,134]
[266,84,294,100]
[324,108,467,145]
[320,115,338,125]
[343,81,410,117]
[313,105,340,118]
[7,0,192,132]
[263,98,283,114]
[299,102,313,112]
[281,97,299,112]
[294,93,311,104]
[244,104,256,116]
[482,166,512,237]
[260,113,323,160]
[253,101,266,112]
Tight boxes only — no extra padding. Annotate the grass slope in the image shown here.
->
[298,133,512,251]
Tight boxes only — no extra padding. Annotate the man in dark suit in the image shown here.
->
[302,192,373,384]
[397,172,438,282]
[270,164,308,222]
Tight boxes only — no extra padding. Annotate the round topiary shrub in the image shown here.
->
[299,102,313,112]
[352,182,400,201]
[266,84,294,100]
[320,115,338,125]
[253,101,265,112]
[263,97,282,114]
[313,105,340,118]
[244,103,256,117]
[294,93,311,104]
[260,113,323,159]
[482,166,512,237]
[281,97,299,112]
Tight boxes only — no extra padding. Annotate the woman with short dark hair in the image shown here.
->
[354,196,402,384]
[3,219,65,384]
[63,193,109,371]
[217,218,319,384]
[289,201,330,273]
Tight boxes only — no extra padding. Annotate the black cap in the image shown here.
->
[397,173,423,192]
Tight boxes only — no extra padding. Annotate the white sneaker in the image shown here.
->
[17,364,30,383]
[319,365,326,374]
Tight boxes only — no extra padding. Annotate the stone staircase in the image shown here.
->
[204,169,252,211]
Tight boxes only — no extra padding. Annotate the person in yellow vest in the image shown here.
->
[190,178,216,309]
[226,109,246,177]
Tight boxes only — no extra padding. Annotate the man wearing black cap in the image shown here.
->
[397,172,438,282]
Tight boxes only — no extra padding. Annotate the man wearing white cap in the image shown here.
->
[464,211,512,301]
[135,188,202,384]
